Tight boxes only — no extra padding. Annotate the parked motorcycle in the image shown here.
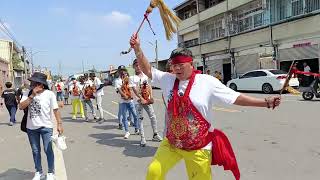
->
[300,77,320,100]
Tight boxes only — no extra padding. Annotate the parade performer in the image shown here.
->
[131,59,163,147]
[81,74,97,122]
[90,72,105,121]
[130,35,281,180]
[115,66,140,139]
[69,78,85,120]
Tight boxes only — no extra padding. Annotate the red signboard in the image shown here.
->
[293,42,311,48]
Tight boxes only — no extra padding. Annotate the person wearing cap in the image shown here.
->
[81,73,98,121]
[131,59,163,147]
[89,72,105,121]
[114,65,140,139]
[19,72,64,180]
[114,66,127,130]
[130,34,281,180]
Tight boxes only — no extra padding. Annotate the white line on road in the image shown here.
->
[53,121,68,180]
[103,109,118,119]
[111,101,118,105]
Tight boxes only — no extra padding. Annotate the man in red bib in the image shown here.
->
[130,34,281,180]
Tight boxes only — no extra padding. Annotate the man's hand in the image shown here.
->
[123,95,129,100]
[130,33,140,50]
[139,98,148,105]
[265,96,281,109]
[57,124,64,135]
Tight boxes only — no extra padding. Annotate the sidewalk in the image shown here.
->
[0,106,7,116]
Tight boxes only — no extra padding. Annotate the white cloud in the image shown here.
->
[102,11,132,27]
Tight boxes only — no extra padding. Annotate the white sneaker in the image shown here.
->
[140,137,147,147]
[152,133,163,142]
[46,173,55,180]
[32,172,44,180]
[124,132,130,139]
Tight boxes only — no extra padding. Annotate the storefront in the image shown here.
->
[205,53,231,84]
[278,40,320,73]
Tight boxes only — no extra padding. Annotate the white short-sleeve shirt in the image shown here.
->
[151,68,240,150]
[93,77,104,96]
[114,77,134,103]
[151,68,240,132]
[26,90,59,130]
[130,73,150,104]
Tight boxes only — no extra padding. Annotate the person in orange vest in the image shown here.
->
[69,78,85,120]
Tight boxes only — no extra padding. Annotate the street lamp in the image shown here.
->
[28,50,47,73]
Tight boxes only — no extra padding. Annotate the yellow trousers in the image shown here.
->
[72,99,84,118]
[146,138,212,180]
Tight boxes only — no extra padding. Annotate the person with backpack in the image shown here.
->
[1,81,18,126]
[69,78,85,120]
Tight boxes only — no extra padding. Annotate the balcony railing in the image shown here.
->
[178,38,199,48]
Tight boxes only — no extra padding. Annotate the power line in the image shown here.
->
[0,18,22,48]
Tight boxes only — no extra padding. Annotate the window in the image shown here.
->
[254,71,268,77]
[205,0,225,8]
[237,0,265,32]
[305,0,320,12]
[269,70,287,75]
[200,16,225,43]
[241,72,256,78]
[253,13,263,27]
[241,71,267,78]
[292,0,304,16]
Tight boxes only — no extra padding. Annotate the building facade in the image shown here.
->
[0,39,30,88]
[174,0,320,84]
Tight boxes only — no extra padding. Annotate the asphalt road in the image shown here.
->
[0,86,320,180]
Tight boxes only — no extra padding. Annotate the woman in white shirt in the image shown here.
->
[19,72,64,180]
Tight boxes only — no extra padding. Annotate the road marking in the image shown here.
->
[213,107,242,113]
[110,99,241,113]
[53,144,68,180]
[103,109,118,118]
[111,101,119,105]
[53,121,68,180]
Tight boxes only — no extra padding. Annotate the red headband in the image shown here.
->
[171,55,193,65]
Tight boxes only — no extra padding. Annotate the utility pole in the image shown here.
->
[31,49,34,73]
[58,61,62,77]
[22,46,27,79]
[82,60,85,73]
[155,40,158,69]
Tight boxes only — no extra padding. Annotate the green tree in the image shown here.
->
[12,53,23,70]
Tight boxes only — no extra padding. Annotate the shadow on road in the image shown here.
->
[61,117,86,123]
[92,124,119,130]
[0,122,21,126]
[89,133,157,158]
[0,168,33,180]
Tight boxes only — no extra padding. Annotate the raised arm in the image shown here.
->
[130,34,152,79]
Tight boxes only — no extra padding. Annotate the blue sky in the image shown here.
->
[0,0,183,76]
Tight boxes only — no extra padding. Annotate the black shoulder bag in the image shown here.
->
[21,90,32,133]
